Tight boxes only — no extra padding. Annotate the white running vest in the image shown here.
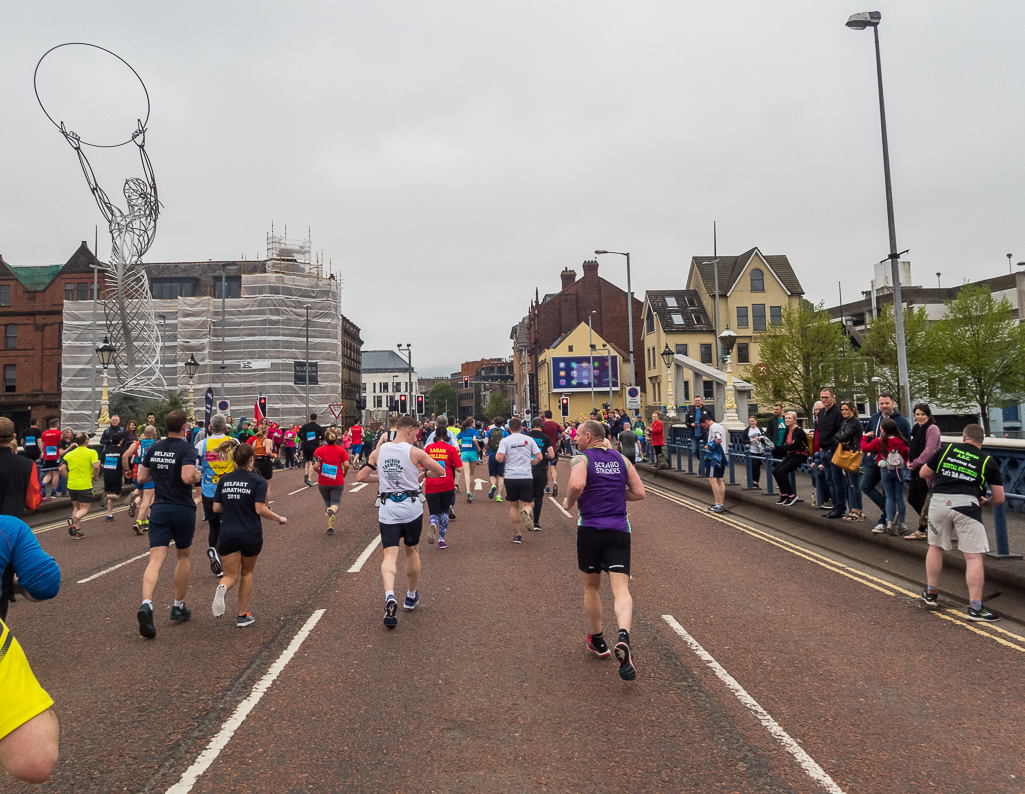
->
[378,441,423,523]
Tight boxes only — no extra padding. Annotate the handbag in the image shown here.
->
[831,445,862,474]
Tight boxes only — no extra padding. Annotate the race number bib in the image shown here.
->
[45,446,58,457]
[306,432,316,441]
[104,454,119,470]
[320,463,338,479]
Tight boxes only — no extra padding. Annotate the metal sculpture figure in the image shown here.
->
[36,43,166,396]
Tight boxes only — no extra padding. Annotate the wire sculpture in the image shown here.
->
[35,43,166,397]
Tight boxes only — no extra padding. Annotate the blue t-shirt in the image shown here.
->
[457,429,478,453]
[486,427,509,458]
[0,516,61,601]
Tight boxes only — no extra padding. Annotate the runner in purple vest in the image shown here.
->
[562,419,646,681]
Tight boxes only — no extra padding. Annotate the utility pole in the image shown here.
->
[304,305,311,417]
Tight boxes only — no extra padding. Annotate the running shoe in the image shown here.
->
[137,603,156,639]
[552,482,558,497]
[105,515,115,522]
[327,509,337,531]
[426,522,439,545]
[587,633,611,659]
[775,496,789,505]
[237,612,256,628]
[784,495,798,506]
[67,518,77,536]
[614,641,636,681]
[169,604,192,622]
[496,495,503,502]
[142,520,149,532]
[403,591,419,610]
[520,510,533,536]
[326,527,335,536]
[919,589,939,608]
[532,523,542,531]
[710,504,724,514]
[128,499,137,518]
[488,486,496,499]
[437,538,447,549]
[207,547,223,576]
[466,492,472,504]
[513,534,522,544]
[41,495,52,502]
[966,606,999,622]
[449,510,456,521]
[212,584,227,618]
[384,597,398,628]
[545,486,551,494]
[133,521,144,536]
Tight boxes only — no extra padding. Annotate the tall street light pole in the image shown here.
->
[397,344,413,415]
[594,250,635,387]
[304,305,311,417]
[847,10,910,412]
[220,263,227,402]
[588,312,596,412]
[184,353,199,422]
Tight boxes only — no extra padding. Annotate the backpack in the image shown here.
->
[488,427,504,452]
[886,448,904,469]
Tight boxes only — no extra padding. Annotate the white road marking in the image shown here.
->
[474,478,486,491]
[348,482,369,494]
[549,497,572,518]
[348,535,382,573]
[77,551,152,584]
[287,486,308,496]
[662,615,845,794]
[165,609,326,794]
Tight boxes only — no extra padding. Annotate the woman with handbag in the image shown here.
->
[904,403,941,540]
[834,401,864,521]
[861,417,910,535]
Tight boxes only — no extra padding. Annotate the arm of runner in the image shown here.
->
[91,460,100,480]
[919,463,935,479]
[562,453,588,511]
[356,448,380,483]
[623,457,646,502]
[6,518,61,602]
[122,442,137,471]
[256,502,287,524]
[137,465,151,484]
[545,444,555,461]
[181,464,200,487]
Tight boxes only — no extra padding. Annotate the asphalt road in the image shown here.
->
[7,460,1025,793]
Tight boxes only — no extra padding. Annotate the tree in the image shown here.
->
[483,389,512,422]
[750,301,849,420]
[857,304,937,405]
[109,391,185,436]
[427,382,458,418]
[930,284,1025,434]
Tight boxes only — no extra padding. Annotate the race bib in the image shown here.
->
[104,454,119,470]
[45,446,58,457]
[321,463,338,479]
[306,432,316,441]
[25,436,36,446]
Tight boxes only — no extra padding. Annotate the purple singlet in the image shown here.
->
[577,447,630,532]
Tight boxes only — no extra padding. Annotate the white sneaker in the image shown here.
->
[212,584,227,618]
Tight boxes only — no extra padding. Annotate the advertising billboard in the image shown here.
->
[551,355,619,391]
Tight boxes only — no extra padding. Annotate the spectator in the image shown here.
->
[861,417,910,535]
[860,393,912,533]
[99,415,122,446]
[810,401,829,509]
[767,404,786,453]
[701,415,728,513]
[816,388,846,518]
[836,401,864,521]
[745,416,769,488]
[773,411,807,506]
[904,403,941,540]
[685,397,713,476]
[649,412,665,469]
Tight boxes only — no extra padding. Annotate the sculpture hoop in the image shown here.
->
[34,42,151,149]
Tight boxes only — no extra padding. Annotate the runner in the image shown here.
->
[211,443,287,627]
[456,418,479,503]
[59,433,98,539]
[355,415,443,628]
[299,413,325,487]
[349,421,363,466]
[249,424,275,483]
[196,414,237,576]
[485,417,508,502]
[313,428,350,535]
[20,419,41,469]
[100,428,128,521]
[527,417,556,530]
[562,419,646,681]
[495,417,543,543]
[135,410,201,639]
[40,420,62,500]
[541,410,561,496]
[424,417,462,548]
[123,426,158,535]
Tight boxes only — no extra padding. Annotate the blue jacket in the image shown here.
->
[865,410,912,461]
[0,515,61,602]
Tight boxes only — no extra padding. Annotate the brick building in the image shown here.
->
[341,316,364,428]
[0,242,104,433]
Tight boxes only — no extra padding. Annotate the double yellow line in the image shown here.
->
[646,484,1025,655]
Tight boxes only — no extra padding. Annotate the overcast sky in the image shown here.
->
[2,2,1022,376]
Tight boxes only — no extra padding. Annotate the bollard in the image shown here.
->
[988,498,1024,560]
[745,451,756,490]
[765,453,775,496]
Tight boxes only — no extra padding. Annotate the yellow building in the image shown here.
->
[536,321,626,421]
[640,290,717,411]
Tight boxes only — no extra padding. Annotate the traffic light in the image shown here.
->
[257,396,267,418]
[463,376,469,389]
[560,396,569,417]
[356,396,366,411]
[416,394,425,414]
[399,394,408,413]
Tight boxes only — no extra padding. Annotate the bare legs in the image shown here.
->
[220,552,259,616]
[380,544,420,595]
[580,571,633,635]
[142,545,191,602]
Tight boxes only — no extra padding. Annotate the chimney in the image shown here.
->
[560,268,577,290]
[581,260,599,279]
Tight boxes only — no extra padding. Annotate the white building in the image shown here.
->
[361,350,418,422]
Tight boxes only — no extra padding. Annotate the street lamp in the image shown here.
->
[397,343,413,415]
[718,327,743,430]
[601,343,614,410]
[93,335,116,440]
[587,311,597,411]
[936,272,941,288]
[660,343,676,419]
[1009,253,1014,274]
[184,353,200,422]
[594,250,635,387]
[847,10,910,413]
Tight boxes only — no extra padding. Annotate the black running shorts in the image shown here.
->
[68,488,94,503]
[487,456,505,478]
[504,478,534,503]
[255,457,274,480]
[577,527,631,576]
[425,490,453,515]
[380,516,423,548]
[217,538,264,558]
[103,471,123,494]
[148,504,197,550]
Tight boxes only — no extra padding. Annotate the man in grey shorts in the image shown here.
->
[919,423,1004,622]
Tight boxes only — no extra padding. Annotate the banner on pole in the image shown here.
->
[204,388,214,430]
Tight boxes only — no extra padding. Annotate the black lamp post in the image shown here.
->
[660,343,676,418]
[184,353,199,422]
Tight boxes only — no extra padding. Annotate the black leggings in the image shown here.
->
[532,477,546,525]
[284,447,296,468]
[773,455,805,496]
[202,495,221,548]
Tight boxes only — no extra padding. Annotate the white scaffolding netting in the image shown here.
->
[61,273,345,430]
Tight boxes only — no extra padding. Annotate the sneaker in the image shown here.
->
[207,547,223,576]
[142,520,149,532]
[552,482,558,497]
[919,589,939,609]
[966,606,999,622]
[326,527,335,536]
[545,486,551,494]
[819,501,833,510]
[105,514,115,522]
[384,597,398,628]
[496,495,503,502]
[519,510,533,535]
[403,591,419,611]
[885,521,899,536]
[710,504,724,513]
[706,504,717,511]
[532,523,542,531]
[169,604,192,622]
[467,492,472,504]
[41,495,52,502]
[448,510,456,521]
[426,522,439,545]
[237,612,256,628]
[488,486,496,499]
[67,518,77,536]
[212,584,227,617]
[587,633,612,659]
[614,642,636,681]
[133,521,144,536]
[871,523,887,534]
[784,495,798,506]
[71,527,85,539]
[776,496,789,505]
[326,509,337,531]
[437,538,447,549]
[137,603,156,639]
[513,534,522,544]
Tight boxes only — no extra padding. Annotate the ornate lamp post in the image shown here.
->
[718,327,743,430]
[93,336,116,441]
[660,343,676,419]
[184,354,200,422]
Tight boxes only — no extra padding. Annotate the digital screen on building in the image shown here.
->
[551,355,619,391]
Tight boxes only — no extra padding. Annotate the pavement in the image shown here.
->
[6,461,1025,793]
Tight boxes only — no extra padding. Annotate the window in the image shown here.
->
[682,381,690,401]
[65,283,75,301]
[750,268,765,292]
[77,282,91,301]
[665,296,677,308]
[0,284,9,306]
[381,382,389,393]
[736,306,749,328]
[374,395,383,408]
[57,322,63,344]
[703,379,714,400]
[1003,405,1020,422]
[670,312,685,325]
[362,382,367,393]
[752,304,766,332]
[645,311,654,334]
[675,343,688,355]
[4,324,16,350]
[213,278,242,299]
[700,344,713,364]
[568,345,573,353]
[3,364,14,393]
[770,306,782,327]
[685,295,698,308]
[737,343,750,364]
[151,279,196,300]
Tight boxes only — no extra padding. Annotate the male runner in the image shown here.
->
[350,420,363,464]
[40,420,62,500]
[20,419,41,466]
[562,419,646,681]
[528,417,556,530]
[356,415,443,628]
[299,413,325,487]
[541,410,561,496]
[59,433,98,538]
[196,414,236,576]
[136,410,201,639]
[485,417,508,501]
[123,426,158,534]
[495,417,543,543]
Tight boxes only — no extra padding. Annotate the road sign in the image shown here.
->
[294,361,318,385]
[328,403,344,420]
[217,399,230,413]
[626,386,641,410]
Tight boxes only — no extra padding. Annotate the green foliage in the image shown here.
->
[427,382,458,418]
[108,390,186,436]
[750,301,849,420]
[483,390,512,422]
[858,304,937,404]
